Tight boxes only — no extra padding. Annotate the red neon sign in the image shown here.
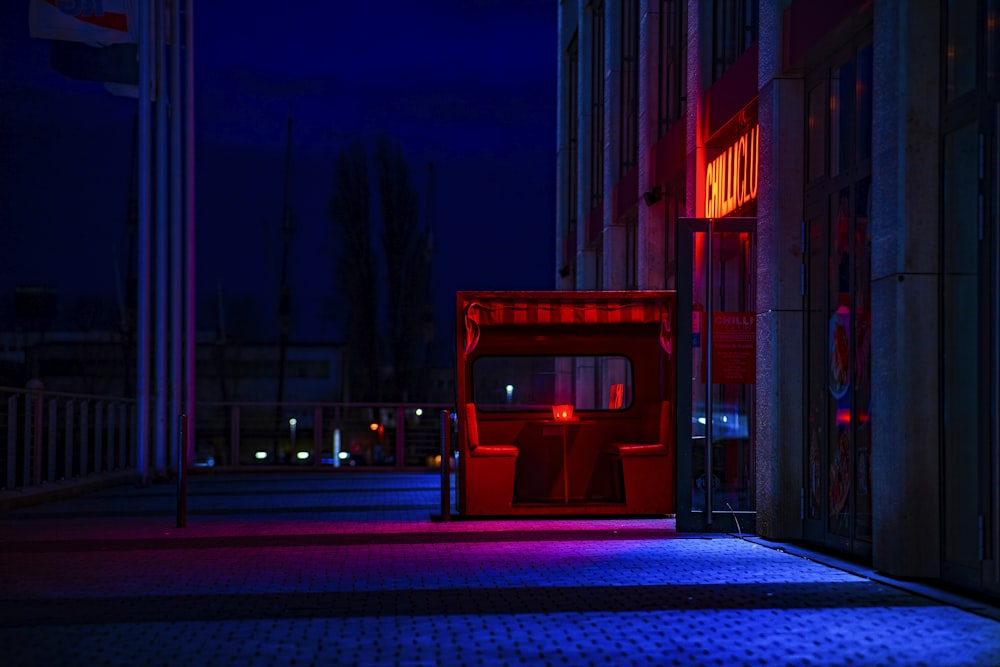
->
[705,124,759,218]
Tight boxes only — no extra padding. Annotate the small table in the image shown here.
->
[538,419,594,503]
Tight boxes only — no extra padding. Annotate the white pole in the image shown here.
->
[184,0,197,467]
[170,0,183,472]
[136,0,152,484]
[154,0,169,475]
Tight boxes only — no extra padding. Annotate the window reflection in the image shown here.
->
[472,355,633,412]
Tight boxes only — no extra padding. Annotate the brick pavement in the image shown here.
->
[0,472,998,666]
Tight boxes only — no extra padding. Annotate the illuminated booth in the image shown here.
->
[455,290,676,516]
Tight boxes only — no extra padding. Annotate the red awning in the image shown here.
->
[461,291,673,355]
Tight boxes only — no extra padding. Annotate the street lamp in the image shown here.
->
[289,417,297,452]
[505,384,514,404]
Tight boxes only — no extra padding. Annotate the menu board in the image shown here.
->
[711,311,756,384]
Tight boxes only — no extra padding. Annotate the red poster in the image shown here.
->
[711,311,756,384]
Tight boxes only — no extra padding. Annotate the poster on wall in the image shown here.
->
[829,306,850,399]
[711,311,756,384]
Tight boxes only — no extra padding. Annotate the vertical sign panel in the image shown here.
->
[711,311,756,384]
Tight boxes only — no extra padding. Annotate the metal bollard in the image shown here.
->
[439,409,451,521]
[176,413,188,528]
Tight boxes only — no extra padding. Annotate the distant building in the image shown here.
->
[556,1,998,600]
[2,330,346,405]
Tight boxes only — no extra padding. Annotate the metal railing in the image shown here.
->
[193,401,453,469]
[1,386,136,490]
[1,386,455,491]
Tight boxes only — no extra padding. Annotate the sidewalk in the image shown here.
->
[1,472,997,667]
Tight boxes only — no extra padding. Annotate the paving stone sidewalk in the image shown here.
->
[0,472,997,667]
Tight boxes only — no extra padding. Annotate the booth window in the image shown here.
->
[471,355,634,412]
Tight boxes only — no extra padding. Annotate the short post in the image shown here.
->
[28,380,44,486]
[176,413,188,528]
[47,398,57,482]
[439,409,451,521]
[395,406,405,469]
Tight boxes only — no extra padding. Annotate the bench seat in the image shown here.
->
[606,401,672,513]
[470,444,519,457]
[610,443,667,457]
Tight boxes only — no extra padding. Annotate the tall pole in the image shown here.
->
[170,0,183,471]
[154,0,169,475]
[184,0,197,468]
[704,220,713,525]
[136,0,152,483]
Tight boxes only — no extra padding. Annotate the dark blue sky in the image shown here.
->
[1,1,557,352]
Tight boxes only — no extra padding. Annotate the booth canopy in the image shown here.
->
[460,291,674,356]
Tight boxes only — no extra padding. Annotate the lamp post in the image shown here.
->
[289,417,297,454]
[505,384,514,404]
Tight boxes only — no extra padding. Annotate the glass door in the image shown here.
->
[677,217,756,533]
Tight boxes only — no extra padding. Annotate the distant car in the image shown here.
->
[692,403,749,442]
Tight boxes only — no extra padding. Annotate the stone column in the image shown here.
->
[637,0,666,290]
[870,0,941,579]
[754,0,806,540]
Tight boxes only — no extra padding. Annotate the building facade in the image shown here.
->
[556,0,999,599]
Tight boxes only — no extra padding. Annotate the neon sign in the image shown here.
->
[705,124,759,218]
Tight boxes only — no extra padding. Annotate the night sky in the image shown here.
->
[0,1,557,360]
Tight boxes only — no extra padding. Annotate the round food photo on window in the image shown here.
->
[829,306,850,399]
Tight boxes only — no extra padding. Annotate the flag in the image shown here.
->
[29,0,137,45]
[49,40,138,84]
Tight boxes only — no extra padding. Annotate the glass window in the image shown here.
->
[990,0,999,93]
[853,177,872,539]
[856,44,873,162]
[712,0,758,82]
[946,0,978,101]
[625,209,638,289]
[807,82,827,182]
[827,187,852,537]
[944,124,980,273]
[620,0,639,176]
[942,122,980,567]
[830,60,856,177]
[566,34,579,276]
[590,2,605,210]
[803,42,874,549]
[658,0,687,136]
[938,0,1000,591]
[471,355,633,412]
[806,212,828,520]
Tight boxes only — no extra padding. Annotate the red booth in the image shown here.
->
[455,290,676,516]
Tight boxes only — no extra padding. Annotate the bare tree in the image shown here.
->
[375,136,425,401]
[329,141,380,401]
[66,293,117,332]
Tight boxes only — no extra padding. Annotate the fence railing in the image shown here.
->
[193,401,454,469]
[1,386,136,490]
[1,386,455,491]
